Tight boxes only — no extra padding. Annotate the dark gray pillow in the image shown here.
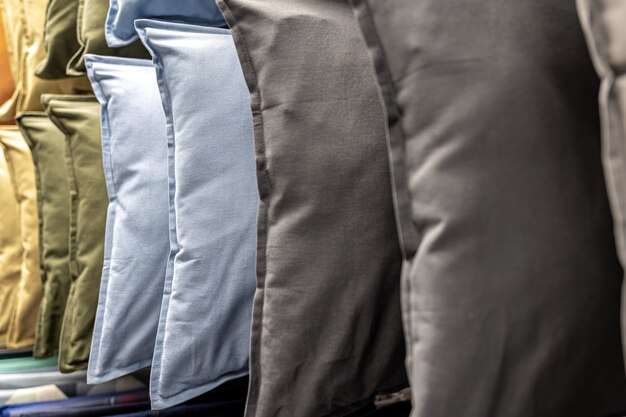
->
[216,1,407,416]
[350,0,626,415]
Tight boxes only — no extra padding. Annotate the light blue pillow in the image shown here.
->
[106,0,226,47]
[84,54,170,384]
[136,20,257,410]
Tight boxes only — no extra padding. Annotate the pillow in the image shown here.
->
[0,127,43,350]
[43,95,106,373]
[35,0,82,79]
[0,146,22,349]
[215,3,407,416]
[577,0,626,281]
[16,112,71,359]
[84,54,169,383]
[106,0,225,48]
[349,0,626,415]
[66,0,149,76]
[0,7,15,105]
[0,0,91,121]
[136,20,257,409]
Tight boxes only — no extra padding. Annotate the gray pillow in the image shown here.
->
[577,0,626,287]
[216,1,407,416]
[349,0,626,415]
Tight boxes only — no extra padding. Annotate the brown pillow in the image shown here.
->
[216,1,407,416]
[350,0,626,415]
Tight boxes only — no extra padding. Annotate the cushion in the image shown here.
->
[106,0,225,48]
[16,112,71,358]
[43,95,106,373]
[577,0,626,292]
[35,0,82,79]
[0,127,43,350]
[349,0,626,415]
[84,54,169,383]
[215,2,408,416]
[0,7,15,106]
[66,0,149,76]
[0,0,91,121]
[0,146,22,349]
[136,20,257,409]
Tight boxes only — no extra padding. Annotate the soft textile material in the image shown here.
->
[349,1,626,416]
[106,0,225,47]
[0,8,15,106]
[215,3,407,416]
[16,113,71,358]
[0,147,22,349]
[577,1,626,316]
[43,95,106,373]
[0,127,43,350]
[84,55,169,383]
[136,20,257,409]
[0,0,91,121]
[67,0,149,76]
[35,0,82,79]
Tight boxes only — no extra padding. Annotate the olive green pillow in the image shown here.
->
[17,112,71,359]
[36,0,82,79]
[43,95,106,373]
[66,0,149,76]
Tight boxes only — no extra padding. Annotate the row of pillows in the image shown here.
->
[6,22,253,409]
[3,0,626,417]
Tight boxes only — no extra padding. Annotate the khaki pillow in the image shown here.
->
[216,1,407,416]
[0,146,22,349]
[43,95,106,373]
[0,7,15,106]
[0,126,43,350]
[66,0,149,76]
[17,112,71,359]
[350,0,626,415]
[0,0,91,122]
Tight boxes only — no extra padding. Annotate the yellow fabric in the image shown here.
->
[0,144,21,349]
[0,126,43,349]
[0,6,14,107]
[0,0,91,122]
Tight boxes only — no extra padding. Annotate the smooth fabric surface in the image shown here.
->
[16,113,71,358]
[84,55,169,383]
[0,7,15,106]
[577,1,626,341]
[0,127,43,350]
[42,95,106,373]
[0,0,91,121]
[215,3,407,416]
[106,0,225,47]
[0,147,22,349]
[35,0,81,79]
[67,0,149,76]
[136,20,257,410]
[349,1,626,416]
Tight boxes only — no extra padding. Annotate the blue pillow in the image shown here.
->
[136,20,257,409]
[106,0,226,47]
[85,55,170,384]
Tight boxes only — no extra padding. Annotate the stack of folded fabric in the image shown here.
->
[2,0,626,416]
